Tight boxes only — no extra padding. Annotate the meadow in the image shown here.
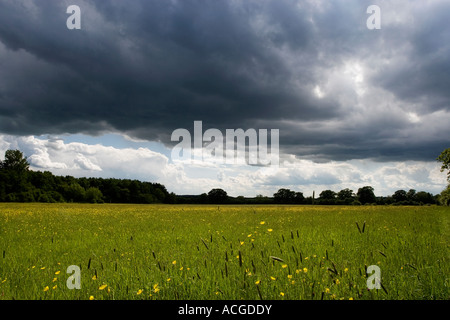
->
[0,203,448,300]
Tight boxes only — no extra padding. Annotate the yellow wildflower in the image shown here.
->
[255,280,261,285]
[280,292,285,296]
[52,278,57,282]
[270,276,276,281]
[282,264,288,268]
[52,285,57,290]
[172,260,177,265]
[267,229,273,232]
[55,271,60,275]
[43,286,49,292]
[303,267,308,273]
[89,296,95,300]
[260,221,265,225]
[98,284,107,290]
[137,289,143,295]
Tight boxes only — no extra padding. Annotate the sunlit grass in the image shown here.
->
[0,203,448,300]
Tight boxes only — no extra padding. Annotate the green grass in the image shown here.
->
[0,203,448,300]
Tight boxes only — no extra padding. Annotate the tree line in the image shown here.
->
[175,186,437,205]
[1,148,449,205]
[0,150,175,204]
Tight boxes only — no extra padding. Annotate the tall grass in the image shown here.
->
[0,203,448,300]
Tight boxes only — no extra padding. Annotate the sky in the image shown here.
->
[0,0,449,197]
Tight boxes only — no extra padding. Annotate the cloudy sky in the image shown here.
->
[0,0,449,197]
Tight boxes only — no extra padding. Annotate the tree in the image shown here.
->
[392,190,407,202]
[319,190,336,200]
[85,187,104,203]
[318,190,336,205]
[0,150,30,196]
[294,192,304,204]
[336,188,354,204]
[437,148,450,206]
[337,188,353,201]
[357,186,376,204]
[0,150,29,172]
[207,188,228,204]
[64,183,86,202]
[273,188,296,204]
[415,191,434,204]
[437,148,450,182]
[406,189,416,201]
[439,185,450,206]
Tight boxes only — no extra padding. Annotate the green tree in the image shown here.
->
[273,188,295,204]
[357,186,376,204]
[294,192,304,204]
[337,188,353,201]
[437,148,450,182]
[415,191,434,204]
[0,150,31,196]
[208,188,228,204]
[65,183,86,202]
[439,185,450,206]
[318,190,336,205]
[437,148,450,205]
[406,189,416,201]
[319,190,336,200]
[0,150,29,172]
[392,190,407,202]
[85,187,104,203]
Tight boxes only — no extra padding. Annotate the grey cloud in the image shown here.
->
[0,0,449,162]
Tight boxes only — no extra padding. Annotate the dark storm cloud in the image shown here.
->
[0,0,449,162]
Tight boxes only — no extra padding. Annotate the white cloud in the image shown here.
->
[28,147,68,170]
[74,153,102,171]
[0,134,447,197]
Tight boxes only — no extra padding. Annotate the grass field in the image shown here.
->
[0,203,448,300]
